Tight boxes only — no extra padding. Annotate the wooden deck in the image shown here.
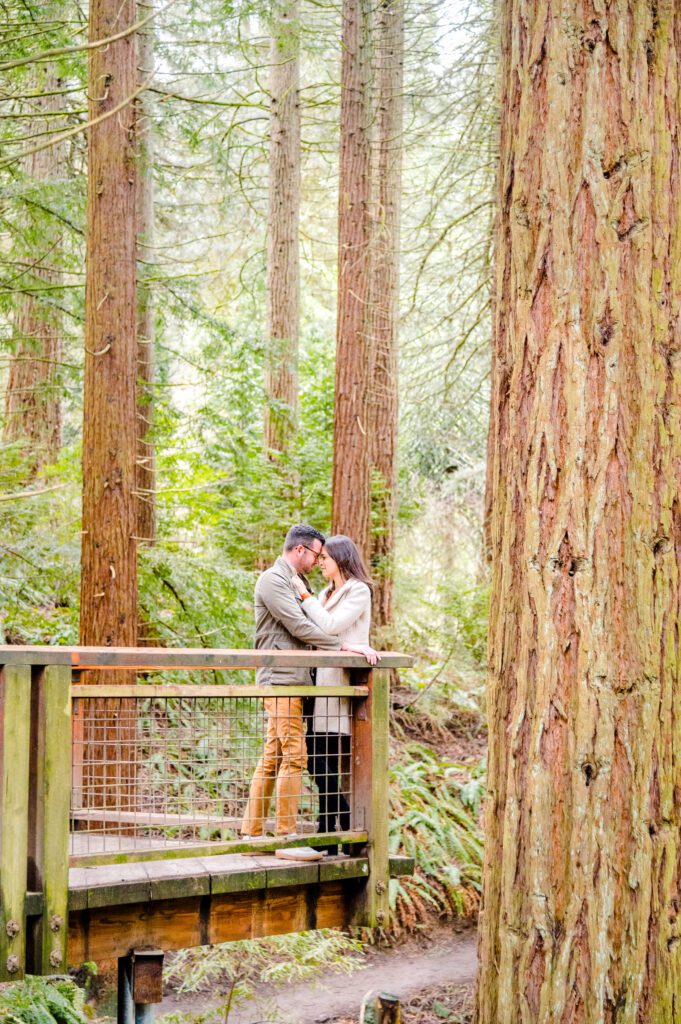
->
[0,646,414,983]
[52,852,413,965]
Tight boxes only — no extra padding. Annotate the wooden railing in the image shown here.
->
[0,646,412,981]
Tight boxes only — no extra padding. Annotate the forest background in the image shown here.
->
[0,0,494,953]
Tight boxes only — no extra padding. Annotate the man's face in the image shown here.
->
[295,539,322,574]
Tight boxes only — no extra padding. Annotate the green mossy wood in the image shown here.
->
[0,665,31,981]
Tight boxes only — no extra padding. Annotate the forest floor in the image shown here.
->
[158,926,477,1024]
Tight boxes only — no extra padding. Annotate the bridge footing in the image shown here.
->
[118,950,164,1024]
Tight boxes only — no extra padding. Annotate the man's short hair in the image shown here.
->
[284,524,325,552]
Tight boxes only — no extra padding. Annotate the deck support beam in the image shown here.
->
[118,950,164,1024]
[28,664,71,974]
[351,667,391,929]
[0,664,31,981]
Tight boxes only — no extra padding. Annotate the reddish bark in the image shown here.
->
[80,0,138,651]
[478,3,681,1021]
[332,0,373,561]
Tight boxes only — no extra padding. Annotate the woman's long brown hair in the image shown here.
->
[323,535,373,591]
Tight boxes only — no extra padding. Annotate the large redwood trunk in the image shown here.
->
[332,0,373,560]
[264,0,300,474]
[368,0,403,635]
[478,3,681,1021]
[80,0,138,651]
[3,71,64,473]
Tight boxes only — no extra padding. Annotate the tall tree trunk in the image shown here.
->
[332,0,373,560]
[80,0,138,650]
[477,4,681,1021]
[264,0,300,474]
[3,71,64,473]
[368,0,403,635]
[135,0,156,548]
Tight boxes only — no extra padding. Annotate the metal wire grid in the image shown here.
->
[70,693,357,856]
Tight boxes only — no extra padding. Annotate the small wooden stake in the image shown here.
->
[360,991,401,1023]
[0,664,31,981]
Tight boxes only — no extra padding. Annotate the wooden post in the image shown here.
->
[0,664,31,981]
[360,991,401,1024]
[28,664,71,973]
[351,667,390,928]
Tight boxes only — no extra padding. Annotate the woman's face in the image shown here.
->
[318,549,339,580]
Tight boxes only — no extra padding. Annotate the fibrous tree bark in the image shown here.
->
[478,3,681,1022]
[80,0,138,653]
[332,0,373,560]
[368,0,403,634]
[135,0,156,548]
[3,70,64,474]
[264,0,300,480]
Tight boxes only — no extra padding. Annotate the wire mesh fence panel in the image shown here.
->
[70,691,358,856]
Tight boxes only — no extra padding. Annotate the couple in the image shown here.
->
[240,523,379,841]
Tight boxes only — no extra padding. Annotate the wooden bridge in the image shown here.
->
[0,646,413,1014]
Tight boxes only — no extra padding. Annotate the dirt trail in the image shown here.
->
[160,929,477,1023]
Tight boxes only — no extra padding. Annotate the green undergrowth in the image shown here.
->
[386,658,486,937]
[162,928,365,1006]
[389,741,485,935]
[0,977,91,1024]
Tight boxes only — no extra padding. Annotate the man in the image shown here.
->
[241,524,340,838]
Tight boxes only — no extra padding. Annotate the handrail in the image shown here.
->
[0,645,413,670]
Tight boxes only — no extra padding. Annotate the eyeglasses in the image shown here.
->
[300,544,322,562]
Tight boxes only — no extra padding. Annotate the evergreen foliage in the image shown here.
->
[0,977,89,1024]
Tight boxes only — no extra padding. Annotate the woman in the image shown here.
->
[292,535,379,837]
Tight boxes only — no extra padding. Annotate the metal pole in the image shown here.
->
[119,950,163,1023]
[118,956,134,1024]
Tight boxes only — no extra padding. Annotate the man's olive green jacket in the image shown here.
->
[254,556,340,685]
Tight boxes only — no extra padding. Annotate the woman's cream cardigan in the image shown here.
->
[300,577,371,735]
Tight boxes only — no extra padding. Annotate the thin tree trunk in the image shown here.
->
[135,0,156,549]
[264,0,300,475]
[3,71,64,473]
[477,4,681,1021]
[332,0,373,560]
[368,0,403,635]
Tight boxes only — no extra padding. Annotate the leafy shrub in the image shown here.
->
[163,928,364,997]
[0,977,89,1024]
[389,743,485,936]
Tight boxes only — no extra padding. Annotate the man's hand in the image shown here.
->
[341,642,381,666]
[292,575,309,598]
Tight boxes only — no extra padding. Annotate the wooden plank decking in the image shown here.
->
[57,853,414,965]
